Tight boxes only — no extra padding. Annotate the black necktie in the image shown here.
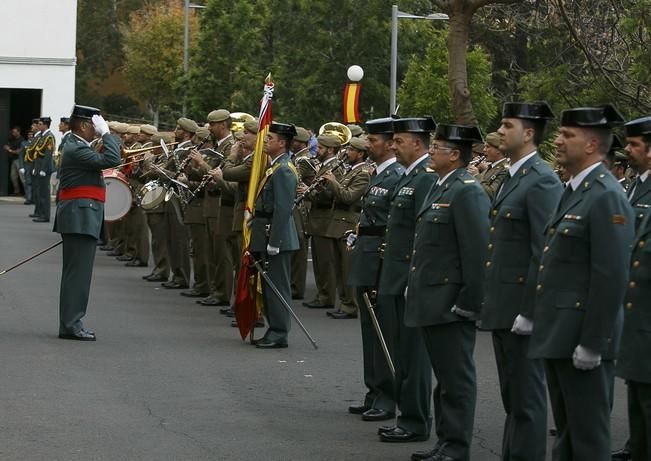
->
[558,183,574,210]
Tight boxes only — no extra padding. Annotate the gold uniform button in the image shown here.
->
[405,255,410,260]
[411,266,416,272]
[434,218,438,222]
[506,212,511,218]
[490,226,495,233]
[418,218,422,223]
[518,276,525,283]
[443,277,449,283]
[640,240,646,248]
[539,265,544,272]
[543,246,549,253]
[575,302,581,308]
[563,228,569,234]
[626,302,633,309]
[488,243,493,250]
[412,250,416,255]
[549,227,556,235]
[629,281,636,288]
[536,284,542,291]
[492,209,497,216]
[485,261,492,268]
[633,261,640,268]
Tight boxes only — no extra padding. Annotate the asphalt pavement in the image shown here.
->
[0,199,630,460]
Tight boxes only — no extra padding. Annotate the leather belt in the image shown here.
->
[358,226,386,237]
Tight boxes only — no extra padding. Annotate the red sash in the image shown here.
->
[57,185,106,202]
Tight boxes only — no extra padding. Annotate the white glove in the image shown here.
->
[451,305,475,319]
[92,114,110,137]
[244,210,253,228]
[346,232,357,249]
[19,168,25,174]
[511,314,533,335]
[39,170,46,177]
[572,345,601,370]
[266,244,280,256]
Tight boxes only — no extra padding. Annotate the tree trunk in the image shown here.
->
[447,10,476,125]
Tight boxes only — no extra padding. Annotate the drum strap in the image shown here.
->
[58,185,106,202]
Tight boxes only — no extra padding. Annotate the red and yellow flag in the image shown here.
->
[343,82,361,123]
[234,73,275,340]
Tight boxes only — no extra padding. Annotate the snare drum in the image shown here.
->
[139,180,166,210]
[102,169,132,221]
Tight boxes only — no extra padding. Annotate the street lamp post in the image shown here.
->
[182,1,206,116]
[389,5,448,115]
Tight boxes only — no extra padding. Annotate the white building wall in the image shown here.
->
[0,0,78,143]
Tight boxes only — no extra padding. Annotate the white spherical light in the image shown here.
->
[347,65,364,82]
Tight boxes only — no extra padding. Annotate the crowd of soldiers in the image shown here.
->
[15,101,651,461]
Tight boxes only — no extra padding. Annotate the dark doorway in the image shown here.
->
[0,88,42,196]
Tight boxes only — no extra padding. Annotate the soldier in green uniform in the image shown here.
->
[605,135,631,192]
[54,117,71,174]
[54,105,121,340]
[290,127,316,300]
[191,109,236,306]
[302,134,348,310]
[105,122,129,257]
[407,124,489,461]
[346,117,404,420]
[249,122,300,349]
[376,117,436,442]
[467,131,510,200]
[31,117,56,223]
[321,136,371,318]
[21,118,40,205]
[142,133,171,282]
[624,117,651,228]
[529,105,634,461]
[479,102,561,461]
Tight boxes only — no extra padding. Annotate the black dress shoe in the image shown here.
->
[430,454,455,461]
[348,404,370,415]
[58,329,96,341]
[379,426,429,443]
[161,281,189,289]
[106,251,123,257]
[611,447,632,461]
[412,445,441,461]
[303,300,334,309]
[180,289,210,298]
[231,319,265,328]
[32,217,49,223]
[116,255,134,262]
[28,213,38,217]
[362,408,395,421]
[255,338,288,349]
[100,245,114,251]
[145,274,168,282]
[292,294,304,300]
[329,311,358,319]
[377,425,397,435]
[125,259,147,267]
[219,306,233,315]
[24,200,34,205]
[197,296,228,306]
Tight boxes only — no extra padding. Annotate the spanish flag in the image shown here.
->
[343,82,361,124]
[234,73,275,341]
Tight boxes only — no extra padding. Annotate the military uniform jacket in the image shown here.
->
[478,158,510,201]
[628,173,651,230]
[378,156,437,295]
[55,131,72,172]
[222,151,253,232]
[306,157,346,238]
[480,154,563,330]
[292,148,317,238]
[529,163,634,360]
[405,169,490,327]
[324,162,371,238]
[616,211,651,383]
[203,135,235,219]
[33,129,56,175]
[250,153,300,253]
[53,133,122,239]
[348,160,404,287]
[23,133,39,165]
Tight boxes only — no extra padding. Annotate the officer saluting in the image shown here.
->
[529,105,634,460]
[407,124,490,461]
[54,105,121,340]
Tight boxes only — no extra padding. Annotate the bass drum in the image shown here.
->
[102,169,132,221]
[139,180,166,210]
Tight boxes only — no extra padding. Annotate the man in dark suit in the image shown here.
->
[249,122,300,349]
[625,117,651,228]
[529,105,634,461]
[407,124,490,461]
[53,105,121,340]
[479,102,562,461]
[347,117,404,419]
[376,117,437,442]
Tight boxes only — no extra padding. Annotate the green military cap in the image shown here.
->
[485,132,500,148]
[233,130,244,141]
[113,122,129,134]
[207,109,231,123]
[294,127,310,143]
[177,117,199,133]
[151,133,164,143]
[108,121,120,132]
[195,126,211,140]
[317,133,341,148]
[140,124,157,136]
[348,136,368,152]
[243,120,259,134]
[126,125,140,135]
[347,124,363,137]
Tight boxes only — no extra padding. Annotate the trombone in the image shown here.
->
[111,141,179,169]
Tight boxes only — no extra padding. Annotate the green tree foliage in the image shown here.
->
[397,27,497,128]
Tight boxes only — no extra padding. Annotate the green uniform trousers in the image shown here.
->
[125,207,150,263]
[187,222,210,293]
[627,380,651,460]
[261,251,292,344]
[206,217,233,303]
[59,233,97,334]
[164,199,190,285]
[291,232,308,299]
[146,211,169,279]
[311,235,356,312]
[32,174,51,221]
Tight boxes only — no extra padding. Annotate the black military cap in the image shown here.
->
[624,116,651,138]
[31,118,40,124]
[269,121,297,138]
[39,117,52,124]
[392,116,437,133]
[560,104,625,128]
[60,117,70,124]
[610,134,624,153]
[502,102,555,120]
[71,104,101,120]
[434,124,483,144]
[366,117,396,135]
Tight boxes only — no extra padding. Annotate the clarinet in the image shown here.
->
[294,157,348,207]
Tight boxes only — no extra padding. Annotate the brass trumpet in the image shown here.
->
[319,122,352,146]
[123,142,180,158]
